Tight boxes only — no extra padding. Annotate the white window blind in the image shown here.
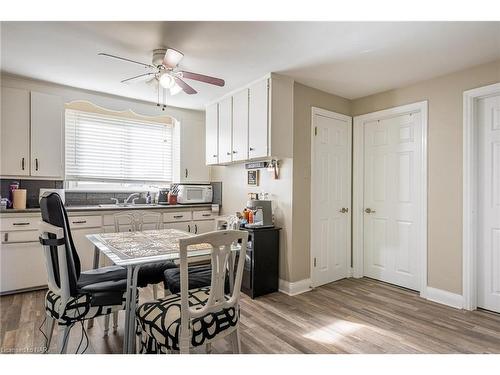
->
[65,109,173,183]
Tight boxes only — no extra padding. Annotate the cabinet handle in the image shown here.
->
[72,220,87,224]
[173,215,183,219]
[21,157,25,170]
[35,158,39,171]
[249,147,255,151]
[188,224,191,232]
[212,154,217,158]
[226,152,231,155]
[195,224,198,234]
[232,150,237,154]
[13,222,30,226]
[185,168,188,178]
[202,213,211,217]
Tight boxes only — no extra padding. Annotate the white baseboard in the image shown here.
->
[279,278,312,296]
[425,286,464,309]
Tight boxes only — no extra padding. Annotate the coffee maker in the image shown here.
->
[245,199,273,228]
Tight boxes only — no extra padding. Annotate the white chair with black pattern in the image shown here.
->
[136,229,248,354]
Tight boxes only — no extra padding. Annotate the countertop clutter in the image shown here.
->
[0,203,213,215]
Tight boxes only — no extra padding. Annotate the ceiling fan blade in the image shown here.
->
[181,71,225,87]
[163,48,184,69]
[174,77,197,95]
[98,53,155,69]
[121,72,155,84]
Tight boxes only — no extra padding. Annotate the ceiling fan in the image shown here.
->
[98,48,225,96]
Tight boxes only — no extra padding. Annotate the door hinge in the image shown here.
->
[313,257,317,267]
[314,126,317,136]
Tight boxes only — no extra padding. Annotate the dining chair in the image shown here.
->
[114,211,177,300]
[39,192,129,353]
[136,230,248,354]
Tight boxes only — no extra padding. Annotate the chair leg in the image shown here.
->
[58,325,72,354]
[104,314,110,337]
[205,343,212,354]
[44,317,56,352]
[112,311,119,332]
[152,284,158,300]
[229,327,241,354]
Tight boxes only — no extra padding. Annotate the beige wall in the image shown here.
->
[291,83,351,282]
[210,158,294,281]
[352,59,500,294]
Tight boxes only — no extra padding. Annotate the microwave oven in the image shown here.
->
[176,184,213,204]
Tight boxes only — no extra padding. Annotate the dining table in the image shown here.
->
[86,228,238,354]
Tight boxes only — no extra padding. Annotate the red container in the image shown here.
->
[168,193,177,205]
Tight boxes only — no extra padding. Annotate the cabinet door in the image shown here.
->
[205,103,219,165]
[71,227,101,271]
[0,235,47,293]
[0,87,30,176]
[179,119,210,183]
[248,78,269,159]
[31,91,64,178]
[218,96,233,164]
[164,221,192,233]
[191,220,216,234]
[232,89,249,162]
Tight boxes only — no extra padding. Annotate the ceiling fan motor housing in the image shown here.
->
[152,48,168,67]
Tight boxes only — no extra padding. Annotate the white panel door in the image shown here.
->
[248,78,269,159]
[30,91,64,178]
[311,111,351,287]
[363,112,422,290]
[0,87,30,176]
[477,94,500,313]
[205,103,219,165]
[218,97,233,163]
[232,89,249,161]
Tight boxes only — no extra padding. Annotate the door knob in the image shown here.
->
[339,207,349,213]
[364,208,376,214]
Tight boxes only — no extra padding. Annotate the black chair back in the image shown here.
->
[39,192,81,296]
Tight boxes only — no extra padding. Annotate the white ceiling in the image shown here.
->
[1,22,499,110]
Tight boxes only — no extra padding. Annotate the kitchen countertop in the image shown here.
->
[0,203,213,215]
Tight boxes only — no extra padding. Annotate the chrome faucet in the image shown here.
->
[124,193,141,205]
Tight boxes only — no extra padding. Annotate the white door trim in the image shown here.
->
[353,101,428,296]
[462,82,500,310]
[310,107,352,288]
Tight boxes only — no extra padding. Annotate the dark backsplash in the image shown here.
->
[0,179,223,208]
[0,179,63,208]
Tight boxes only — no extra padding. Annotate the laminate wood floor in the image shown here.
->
[1,278,499,354]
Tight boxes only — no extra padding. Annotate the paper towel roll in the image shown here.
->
[12,189,27,210]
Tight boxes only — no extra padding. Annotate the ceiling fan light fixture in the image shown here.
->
[170,83,182,96]
[159,72,175,89]
[163,48,184,69]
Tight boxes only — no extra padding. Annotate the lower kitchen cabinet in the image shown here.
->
[191,219,215,234]
[0,234,46,293]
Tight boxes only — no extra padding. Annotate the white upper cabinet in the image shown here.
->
[218,96,233,164]
[205,103,219,165]
[248,79,269,159]
[0,87,30,176]
[174,119,210,183]
[30,91,64,178]
[204,73,293,165]
[232,88,249,162]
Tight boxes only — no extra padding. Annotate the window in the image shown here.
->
[65,109,174,186]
